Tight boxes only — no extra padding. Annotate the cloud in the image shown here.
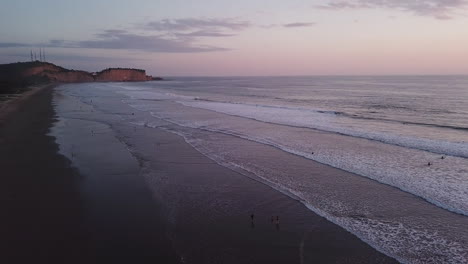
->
[76,30,227,52]
[0,32,228,53]
[259,22,316,29]
[0,42,35,48]
[175,30,236,37]
[145,18,251,32]
[317,0,468,19]
[0,17,252,53]
[143,17,249,41]
[0,17,250,53]
[283,22,316,27]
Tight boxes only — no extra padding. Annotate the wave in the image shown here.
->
[146,109,468,217]
[151,123,467,264]
[338,112,468,132]
[178,101,468,158]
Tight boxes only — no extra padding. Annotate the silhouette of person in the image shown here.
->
[250,214,254,222]
[275,216,280,230]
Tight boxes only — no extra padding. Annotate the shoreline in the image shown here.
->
[2,83,398,263]
[1,85,179,263]
[118,123,399,263]
[0,83,56,122]
[0,85,86,263]
[53,82,398,263]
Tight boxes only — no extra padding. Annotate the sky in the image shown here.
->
[1,0,468,76]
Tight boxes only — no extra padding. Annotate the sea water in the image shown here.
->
[53,76,468,263]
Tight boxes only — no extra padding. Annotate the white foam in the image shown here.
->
[149,109,468,217]
[54,82,468,264]
[179,101,468,158]
[121,89,468,215]
[117,90,195,101]
[158,125,468,264]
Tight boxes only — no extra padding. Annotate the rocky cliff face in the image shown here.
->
[41,70,95,83]
[0,62,157,93]
[95,68,153,82]
[1,61,95,83]
[21,63,64,76]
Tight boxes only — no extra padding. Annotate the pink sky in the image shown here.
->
[1,0,467,76]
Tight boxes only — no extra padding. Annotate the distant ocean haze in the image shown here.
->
[53,76,468,263]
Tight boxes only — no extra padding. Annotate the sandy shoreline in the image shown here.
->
[1,84,398,263]
[0,85,178,263]
[1,85,86,263]
[113,123,399,263]
[0,84,54,122]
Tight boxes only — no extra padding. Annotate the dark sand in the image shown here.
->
[0,86,178,264]
[1,85,398,263]
[112,123,399,264]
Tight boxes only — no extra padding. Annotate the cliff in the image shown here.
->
[95,68,153,82]
[42,70,95,83]
[0,61,158,93]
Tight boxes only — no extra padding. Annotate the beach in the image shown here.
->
[53,78,468,263]
[0,84,401,263]
[1,85,178,263]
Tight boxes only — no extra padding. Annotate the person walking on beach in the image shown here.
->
[275,216,280,230]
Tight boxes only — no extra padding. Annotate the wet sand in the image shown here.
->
[1,84,398,263]
[0,86,178,263]
[109,122,399,263]
[0,85,85,263]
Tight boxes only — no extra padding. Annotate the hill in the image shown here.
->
[0,61,159,94]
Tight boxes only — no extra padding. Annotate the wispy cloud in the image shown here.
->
[283,22,316,27]
[77,30,228,52]
[145,18,251,31]
[0,18,252,53]
[317,0,468,19]
[0,42,36,48]
[0,17,318,53]
[259,22,316,29]
[143,18,250,41]
[0,32,227,53]
[174,30,236,37]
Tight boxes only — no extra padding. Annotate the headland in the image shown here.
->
[0,61,161,94]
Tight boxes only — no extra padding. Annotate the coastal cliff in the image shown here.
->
[95,68,153,82]
[42,70,95,83]
[0,61,159,93]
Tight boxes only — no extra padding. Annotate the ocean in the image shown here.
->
[52,76,468,263]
